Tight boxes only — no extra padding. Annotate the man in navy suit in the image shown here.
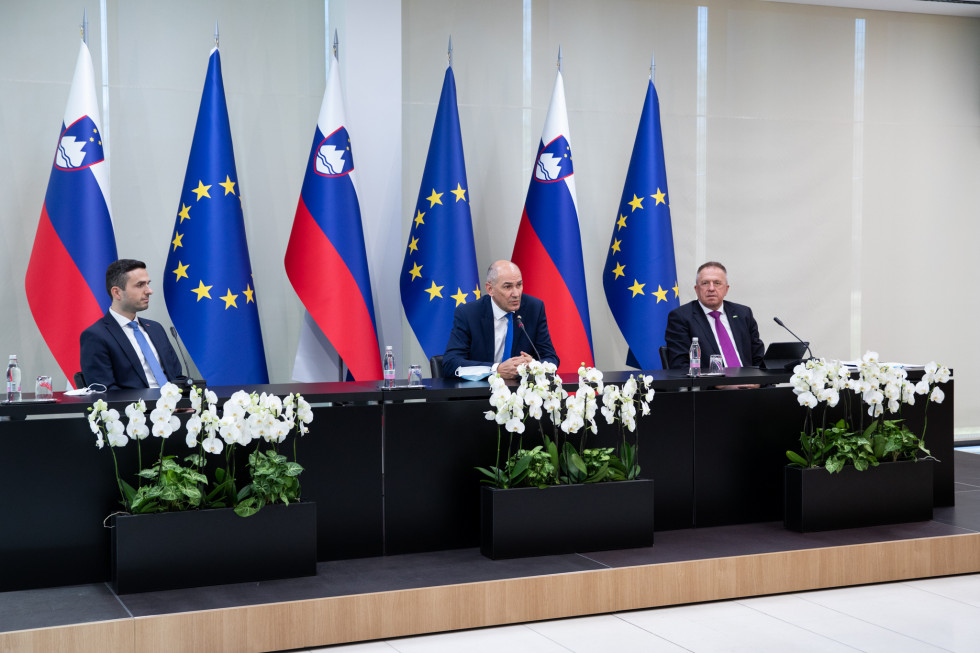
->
[80,259,185,390]
[442,260,559,379]
[664,261,765,371]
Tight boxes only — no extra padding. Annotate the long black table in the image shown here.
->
[0,367,954,591]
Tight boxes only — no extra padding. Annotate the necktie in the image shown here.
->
[708,310,741,368]
[128,321,168,386]
[503,313,514,363]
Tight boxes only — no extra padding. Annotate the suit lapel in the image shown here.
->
[479,296,496,362]
[105,313,149,385]
[690,304,719,358]
[723,301,748,361]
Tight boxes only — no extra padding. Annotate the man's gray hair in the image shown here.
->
[695,261,728,285]
[486,261,520,285]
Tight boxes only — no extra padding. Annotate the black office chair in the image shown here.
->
[429,355,444,379]
[73,371,86,389]
[658,346,670,369]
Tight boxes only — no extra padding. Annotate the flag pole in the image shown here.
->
[81,9,88,44]
[448,35,453,68]
[650,52,655,82]
[557,44,562,73]
[332,28,349,383]
[214,20,219,48]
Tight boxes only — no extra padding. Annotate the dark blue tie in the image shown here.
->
[503,313,514,361]
[128,321,167,386]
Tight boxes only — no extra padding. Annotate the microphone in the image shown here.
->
[515,314,542,360]
[170,326,207,389]
[773,317,815,360]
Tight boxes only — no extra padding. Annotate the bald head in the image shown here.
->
[485,260,523,312]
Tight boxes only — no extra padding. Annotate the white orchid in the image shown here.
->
[202,436,223,454]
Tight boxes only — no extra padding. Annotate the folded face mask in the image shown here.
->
[64,384,107,396]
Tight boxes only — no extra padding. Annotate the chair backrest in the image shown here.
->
[73,371,86,389]
[429,355,444,379]
[659,346,670,369]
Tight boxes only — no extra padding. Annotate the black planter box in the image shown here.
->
[480,479,654,559]
[784,461,933,533]
[111,501,317,594]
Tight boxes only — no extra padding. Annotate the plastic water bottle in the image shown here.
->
[382,346,396,388]
[688,338,701,377]
[6,355,22,401]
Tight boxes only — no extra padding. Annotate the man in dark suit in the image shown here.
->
[665,261,764,371]
[442,260,559,379]
[80,259,185,390]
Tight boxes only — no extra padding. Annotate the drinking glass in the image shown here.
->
[35,375,54,400]
[408,364,423,386]
[709,355,725,374]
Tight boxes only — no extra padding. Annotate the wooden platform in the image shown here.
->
[3,451,979,653]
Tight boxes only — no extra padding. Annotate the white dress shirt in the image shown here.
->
[491,300,511,367]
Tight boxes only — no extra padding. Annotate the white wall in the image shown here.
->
[1,0,977,434]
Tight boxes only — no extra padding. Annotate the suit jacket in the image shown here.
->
[664,300,765,370]
[80,312,185,390]
[442,294,559,377]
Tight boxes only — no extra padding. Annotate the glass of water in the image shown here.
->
[408,364,423,386]
[35,375,54,400]
[709,355,725,375]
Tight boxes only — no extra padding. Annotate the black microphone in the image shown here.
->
[170,326,207,389]
[514,314,542,361]
[773,316,815,359]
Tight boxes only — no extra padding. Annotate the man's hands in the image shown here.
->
[497,352,534,379]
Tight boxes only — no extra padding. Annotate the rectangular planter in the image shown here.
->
[111,501,317,594]
[784,460,933,533]
[480,479,654,559]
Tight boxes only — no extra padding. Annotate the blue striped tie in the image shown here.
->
[128,321,167,386]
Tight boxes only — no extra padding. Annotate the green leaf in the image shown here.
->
[786,450,809,467]
[234,498,258,517]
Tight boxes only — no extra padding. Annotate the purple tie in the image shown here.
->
[709,310,741,368]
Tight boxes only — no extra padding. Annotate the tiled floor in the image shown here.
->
[311,573,980,652]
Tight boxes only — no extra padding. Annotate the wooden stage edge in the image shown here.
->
[5,531,980,653]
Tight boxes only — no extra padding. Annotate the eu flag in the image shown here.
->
[512,68,593,374]
[285,51,382,381]
[26,40,117,385]
[163,48,268,385]
[603,79,679,370]
[399,65,479,360]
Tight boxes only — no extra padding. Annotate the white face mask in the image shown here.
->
[64,383,108,396]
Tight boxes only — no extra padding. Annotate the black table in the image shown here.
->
[0,367,953,591]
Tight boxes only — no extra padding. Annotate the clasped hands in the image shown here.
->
[496,352,535,379]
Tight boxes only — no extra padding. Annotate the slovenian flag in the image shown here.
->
[284,51,382,381]
[163,47,268,385]
[603,77,679,370]
[26,40,117,386]
[399,64,479,362]
[511,66,593,374]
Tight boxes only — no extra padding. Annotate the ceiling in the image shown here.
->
[763,0,980,18]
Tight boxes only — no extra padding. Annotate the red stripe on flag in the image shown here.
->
[285,197,383,381]
[511,211,594,374]
[25,204,106,385]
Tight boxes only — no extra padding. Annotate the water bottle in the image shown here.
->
[6,355,22,401]
[688,338,701,377]
[382,346,396,388]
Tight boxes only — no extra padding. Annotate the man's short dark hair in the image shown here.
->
[106,259,146,296]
